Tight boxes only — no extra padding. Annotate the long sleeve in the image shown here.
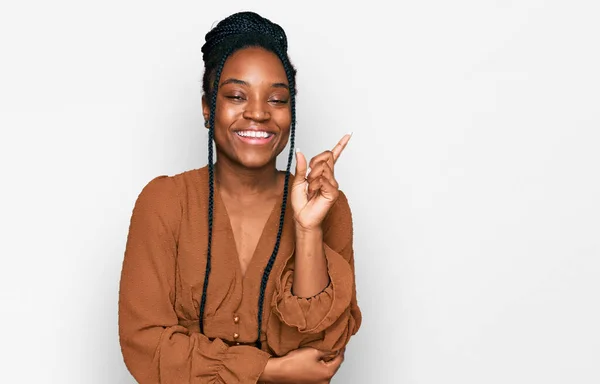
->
[270,191,362,353]
[118,176,270,384]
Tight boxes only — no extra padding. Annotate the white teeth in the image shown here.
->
[237,131,272,138]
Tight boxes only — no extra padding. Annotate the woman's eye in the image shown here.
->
[269,99,289,104]
[226,95,245,101]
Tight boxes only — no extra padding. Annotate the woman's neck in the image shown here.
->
[213,158,281,200]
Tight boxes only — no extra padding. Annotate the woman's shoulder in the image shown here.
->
[327,189,352,218]
[135,165,209,209]
[322,189,353,233]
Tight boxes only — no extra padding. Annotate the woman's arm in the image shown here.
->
[290,135,351,298]
[272,191,361,353]
[292,226,329,298]
[119,176,270,383]
[270,136,361,354]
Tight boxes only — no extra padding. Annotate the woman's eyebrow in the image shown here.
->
[220,78,289,89]
[220,78,248,87]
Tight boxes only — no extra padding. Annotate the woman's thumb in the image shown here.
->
[294,149,308,181]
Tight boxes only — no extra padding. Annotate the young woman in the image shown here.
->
[119,11,361,384]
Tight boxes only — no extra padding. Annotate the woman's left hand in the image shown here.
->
[291,133,352,231]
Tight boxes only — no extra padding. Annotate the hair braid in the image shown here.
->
[199,52,231,334]
[199,11,298,350]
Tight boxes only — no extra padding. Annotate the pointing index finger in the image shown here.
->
[331,132,353,163]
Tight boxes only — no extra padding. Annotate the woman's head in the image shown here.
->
[201,11,297,169]
[198,12,298,348]
[203,46,292,168]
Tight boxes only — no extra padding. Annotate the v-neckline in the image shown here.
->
[213,175,286,281]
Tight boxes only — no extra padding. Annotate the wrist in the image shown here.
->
[260,357,284,383]
[294,223,323,238]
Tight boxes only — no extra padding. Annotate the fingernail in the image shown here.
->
[296,148,300,153]
[348,131,353,137]
[306,167,311,176]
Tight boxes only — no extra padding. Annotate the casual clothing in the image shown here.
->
[119,166,361,383]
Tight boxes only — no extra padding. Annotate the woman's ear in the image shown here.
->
[201,95,210,129]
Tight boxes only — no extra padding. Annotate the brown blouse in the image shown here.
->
[118,166,361,383]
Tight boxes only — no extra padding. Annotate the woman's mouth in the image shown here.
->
[234,130,275,145]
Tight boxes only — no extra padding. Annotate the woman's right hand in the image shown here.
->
[260,347,345,384]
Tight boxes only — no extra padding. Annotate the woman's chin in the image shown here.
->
[235,155,277,170]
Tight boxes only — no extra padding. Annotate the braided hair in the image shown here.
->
[199,11,297,350]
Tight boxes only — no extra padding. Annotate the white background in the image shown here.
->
[1,1,599,383]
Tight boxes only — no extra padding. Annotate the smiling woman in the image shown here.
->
[118,11,361,384]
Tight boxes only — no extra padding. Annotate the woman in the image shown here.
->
[119,11,361,384]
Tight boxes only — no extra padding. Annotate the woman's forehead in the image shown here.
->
[221,47,288,86]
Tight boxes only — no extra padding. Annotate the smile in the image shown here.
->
[234,130,275,145]
[236,130,273,138]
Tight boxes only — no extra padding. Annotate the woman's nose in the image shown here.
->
[242,99,271,122]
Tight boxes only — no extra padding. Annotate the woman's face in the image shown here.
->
[203,46,291,169]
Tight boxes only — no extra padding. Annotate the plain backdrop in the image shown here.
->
[1,1,599,383]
